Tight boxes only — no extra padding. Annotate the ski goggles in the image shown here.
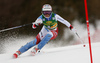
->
[42,11,52,15]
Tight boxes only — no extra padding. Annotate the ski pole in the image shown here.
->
[75,32,86,47]
[0,23,32,32]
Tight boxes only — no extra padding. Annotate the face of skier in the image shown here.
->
[42,11,52,18]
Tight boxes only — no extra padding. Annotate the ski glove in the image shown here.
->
[32,19,43,29]
[32,22,41,29]
[32,23,39,29]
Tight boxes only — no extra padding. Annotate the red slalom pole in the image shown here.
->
[84,0,93,63]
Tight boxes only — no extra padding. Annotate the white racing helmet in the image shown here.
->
[42,4,52,11]
[42,4,52,18]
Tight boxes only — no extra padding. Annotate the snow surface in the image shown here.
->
[0,20,100,63]
[0,42,100,63]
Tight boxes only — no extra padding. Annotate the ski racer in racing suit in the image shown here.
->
[13,4,76,58]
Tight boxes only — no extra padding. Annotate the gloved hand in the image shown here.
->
[32,19,42,29]
[32,22,38,29]
[32,23,37,29]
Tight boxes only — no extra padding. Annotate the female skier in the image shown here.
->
[13,4,76,58]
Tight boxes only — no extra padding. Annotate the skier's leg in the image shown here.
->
[13,39,37,58]
[37,27,58,49]
[31,27,58,55]
[38,33,52,49]
[31,26,53,55]
[50,28,58,40]
[19,34,41,54]
[31,33,52,55]
[18,39,37,53]
[13,34,41,58]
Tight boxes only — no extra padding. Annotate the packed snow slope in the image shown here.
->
[0,42,100,63]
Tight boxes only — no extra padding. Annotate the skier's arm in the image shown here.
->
[32,16,43,29]
[56,14,77,33]
[55,14,72,28]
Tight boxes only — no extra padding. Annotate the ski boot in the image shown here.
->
[13,51,21,58]
[31,46,40,56]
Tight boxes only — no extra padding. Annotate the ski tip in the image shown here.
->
[83,45,86,47]
[13,53,18,58]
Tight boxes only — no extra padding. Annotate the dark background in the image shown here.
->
[0,0,99,33]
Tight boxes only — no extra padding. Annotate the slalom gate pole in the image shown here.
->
[0,23,32,33]
[84,0,93,63]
